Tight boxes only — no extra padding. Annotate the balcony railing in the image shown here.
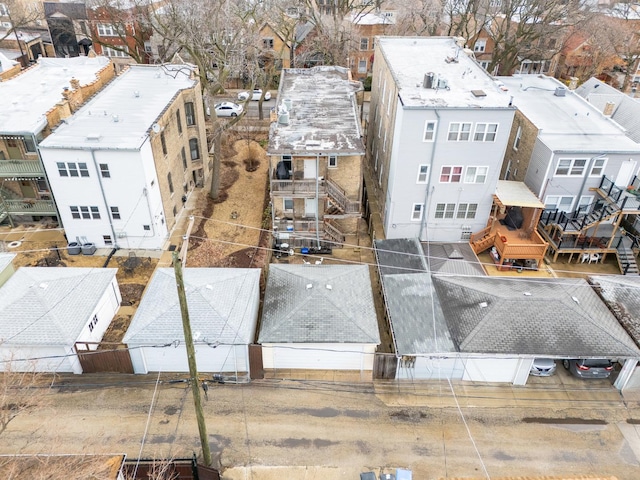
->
[1,199,57,216]
[271,178,325,194]
[0,159,45,178]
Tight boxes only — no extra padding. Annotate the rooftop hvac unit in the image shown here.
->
[554,86,567,97]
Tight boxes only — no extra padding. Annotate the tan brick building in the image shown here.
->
[268,66,364,251]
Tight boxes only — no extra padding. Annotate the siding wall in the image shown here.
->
[261,343,376,370]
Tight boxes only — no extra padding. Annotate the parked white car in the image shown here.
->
[238,89,271,101]
[214,102,243,117]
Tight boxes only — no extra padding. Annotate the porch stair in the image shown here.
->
[568,203,619,231]
[470,226,494,254]
[323,219,345,246]
[0,185,21,200]
[326,178,360,215]
[616,237,639,275]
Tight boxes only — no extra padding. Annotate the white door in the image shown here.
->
[305,198,317,216]
[304,159,317,179]
[616,159,637,187]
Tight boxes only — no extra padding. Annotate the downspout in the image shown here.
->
[419,109,440,242]
[90,149,119,248]
[315,153,320,249]
[142,186,156,237]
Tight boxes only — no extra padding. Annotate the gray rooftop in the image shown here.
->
[383,273,454,355]
[0,253,16,273]
[498,75,640,153]
[377,37,513,109]
[268,66,365,156]
[589,275,640,348]
[432,275,640,357]
[0,267,118,345]
[576,77,640,144]
[123,268,260,345]
[259,264,379,344]
[375,238,427,276]
[422,243,486,276]
[39,64,197,151]
[0,56,110,134]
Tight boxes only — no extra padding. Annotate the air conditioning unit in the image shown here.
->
[117,232,127,238]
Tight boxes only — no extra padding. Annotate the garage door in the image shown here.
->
[462,358,519,383]
[262,343,375,370]
[397,356,465,380]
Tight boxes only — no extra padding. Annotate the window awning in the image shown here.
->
[495,180,545,208]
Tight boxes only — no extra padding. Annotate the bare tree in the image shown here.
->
[387,0,445,36]
[600,2,640,91]
[0,0,44,43]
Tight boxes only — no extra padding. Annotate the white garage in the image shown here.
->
[258,264,380,373]
[0,267,121,373]
[124,268,260,379]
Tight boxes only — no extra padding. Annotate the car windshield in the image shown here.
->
[581,359,611,368]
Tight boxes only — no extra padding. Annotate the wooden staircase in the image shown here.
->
[326,178,360,215]
[568,202,619,231]
[470,226,494,254]
[323,219,345,245]
[616,237,639,275]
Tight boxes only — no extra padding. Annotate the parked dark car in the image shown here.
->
[563,359,614,379]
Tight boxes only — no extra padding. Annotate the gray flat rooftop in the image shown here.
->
[499,75,640,153]
[0,56,110,134]
[377,37,512,109]
[40,64,197,151]
[268,66,365,156]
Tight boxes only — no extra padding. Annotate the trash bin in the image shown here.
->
[67,242,81,255]
[81,243,96,255]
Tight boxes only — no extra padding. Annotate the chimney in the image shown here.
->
[603,101,616,116]
[69,78,80,90]
[568,77,578,90]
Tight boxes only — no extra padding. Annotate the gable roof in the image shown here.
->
[268,66,364,156]
[589,275,640,348]
[375,238,427,276]
[423,242,486,276]
[0,267,118,345]
[575,77,640,144]
[258,265,379,344]
[123,268,260,345]
[432,275,640,357]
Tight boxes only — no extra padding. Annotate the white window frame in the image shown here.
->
[440,166,463,183]
[464,166,488,184]
[473,123,498,142]
[479,61,490,70]
[360,37,369,50]
[416,164,429,184]
[513,126,522,150]
[423,121,436,142]
[328,155,338,168]
[102,45,129,58]
[411,203,424,221]
[283,198,293,211]
[456,203,478,219]
[474,39,487,53]
[447,122,472,141]
[357,59,367,74]
[555,158,587,176]
[577,195,593,213]
[435,203,456,219]
[97,23,117,36]
[544,195,574,212]
[589,157,607,177]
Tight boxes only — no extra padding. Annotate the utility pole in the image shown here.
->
[172,251,212,466]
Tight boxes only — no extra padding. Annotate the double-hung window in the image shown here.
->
[555,158,587,176]
[440,166,463,183]
[423,121,436,142]
[97,24,116,36]
[545,195,574,212]
[589,157,607,176]
[435,203,456,219]
[474,123,498,141]
[411,203,424,221]
[465,166,488,184]
[417,165,429,183]
[456,203,478,219]
[185,102,196,126]
[447,122,471,141]
[99,163,110,178]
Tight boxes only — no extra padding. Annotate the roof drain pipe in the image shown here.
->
[315,152,320,249]
[420,109,440,242]
[91,149,119,250]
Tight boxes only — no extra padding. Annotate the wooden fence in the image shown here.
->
[75,342,134,374]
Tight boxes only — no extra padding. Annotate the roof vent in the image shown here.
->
[554,86,567,97]
[306,283,313,289]
[471,90,486,97]
[134,90,140,97]
[603,101,615,116]
[278,111,290,125]
[39,283,48,289]
[523,292,531,296]
[444,56,458,64]
[112,114,119,122]
[325,284,332,290]
[86,133,101,141]
[479,301,487,308]
[206,284,213,290]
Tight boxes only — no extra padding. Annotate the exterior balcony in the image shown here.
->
[0,159,45,178]
[0,199,57,223]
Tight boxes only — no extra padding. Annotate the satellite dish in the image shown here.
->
[152,123,161,133]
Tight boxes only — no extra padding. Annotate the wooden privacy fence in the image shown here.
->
[249,344,264,380]
[75,342,134,374]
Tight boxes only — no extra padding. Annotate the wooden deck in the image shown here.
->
[471,222,548,268]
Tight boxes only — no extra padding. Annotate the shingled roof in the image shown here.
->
[259,265,379,344]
